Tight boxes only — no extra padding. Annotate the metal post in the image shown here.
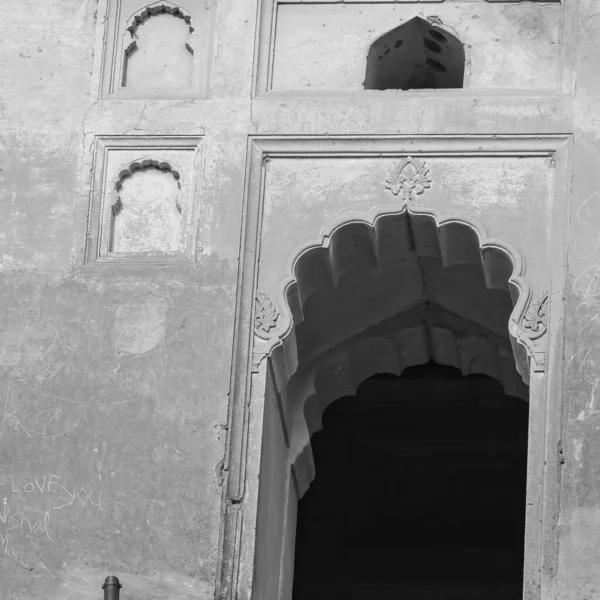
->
[102,576,122,600]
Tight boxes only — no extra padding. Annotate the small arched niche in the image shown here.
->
[110,159,182,254]
[122,3,195,89]
[364,17,465,91]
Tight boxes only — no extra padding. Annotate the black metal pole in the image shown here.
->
[102,576,122,600]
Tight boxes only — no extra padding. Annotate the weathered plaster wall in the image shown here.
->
[0,0,249,597]
[0,268,235,598]
[0,0,594,599]
[559,2,600,600]
[0,1,92,270]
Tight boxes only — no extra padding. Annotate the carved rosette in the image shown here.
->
[254,291,280,338]
[386,156,432,202]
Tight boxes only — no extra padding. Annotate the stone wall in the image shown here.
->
[0,1,597,600]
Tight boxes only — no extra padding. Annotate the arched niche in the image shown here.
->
[122,2,196,89]
[251,207,549,600]
[109,158,183,254]
[364,17,465,90]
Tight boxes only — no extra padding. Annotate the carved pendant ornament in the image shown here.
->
[522,290,548,338]
[511,289,549,374]
[255,292,280,335]
[386,156,432,202]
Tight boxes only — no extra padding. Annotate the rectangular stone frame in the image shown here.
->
[95,0,216,99]
[217,135,573,600]
[85,135,204,265]
[252,0,572,98]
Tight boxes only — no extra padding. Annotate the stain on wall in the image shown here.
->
[112,294,170,355]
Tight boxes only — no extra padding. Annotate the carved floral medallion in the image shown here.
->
[255,292,279,334]
[386,156,432,202]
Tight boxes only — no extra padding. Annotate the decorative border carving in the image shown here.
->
[85,136,203,265]
[115,156,182,190]
[510,288,549,373]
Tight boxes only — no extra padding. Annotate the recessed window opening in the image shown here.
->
[364,17,465,90]
[293,362,528,600]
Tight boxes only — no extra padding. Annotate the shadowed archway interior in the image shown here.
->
[292,363,528,600]
[253,210,534,600]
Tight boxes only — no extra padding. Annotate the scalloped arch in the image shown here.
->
[126,2,195,35]
[260,205,543,495]
[266,205,536,391]
[111,157,184,219]
[122,2,196,84]
[113,157,182,195]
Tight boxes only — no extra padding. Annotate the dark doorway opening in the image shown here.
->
[292,362,528,600]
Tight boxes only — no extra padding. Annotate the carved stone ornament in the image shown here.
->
[255,292,280,335]
[522,290,548,337]
[386,156,432,202]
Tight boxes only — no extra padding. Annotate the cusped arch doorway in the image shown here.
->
[252,209,546,600]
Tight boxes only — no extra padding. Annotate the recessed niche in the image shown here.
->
[364,17,464,90]
[86,137,203,264]
[100,0,214,97]
[122,7,194,89]
[110,160,183,254]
